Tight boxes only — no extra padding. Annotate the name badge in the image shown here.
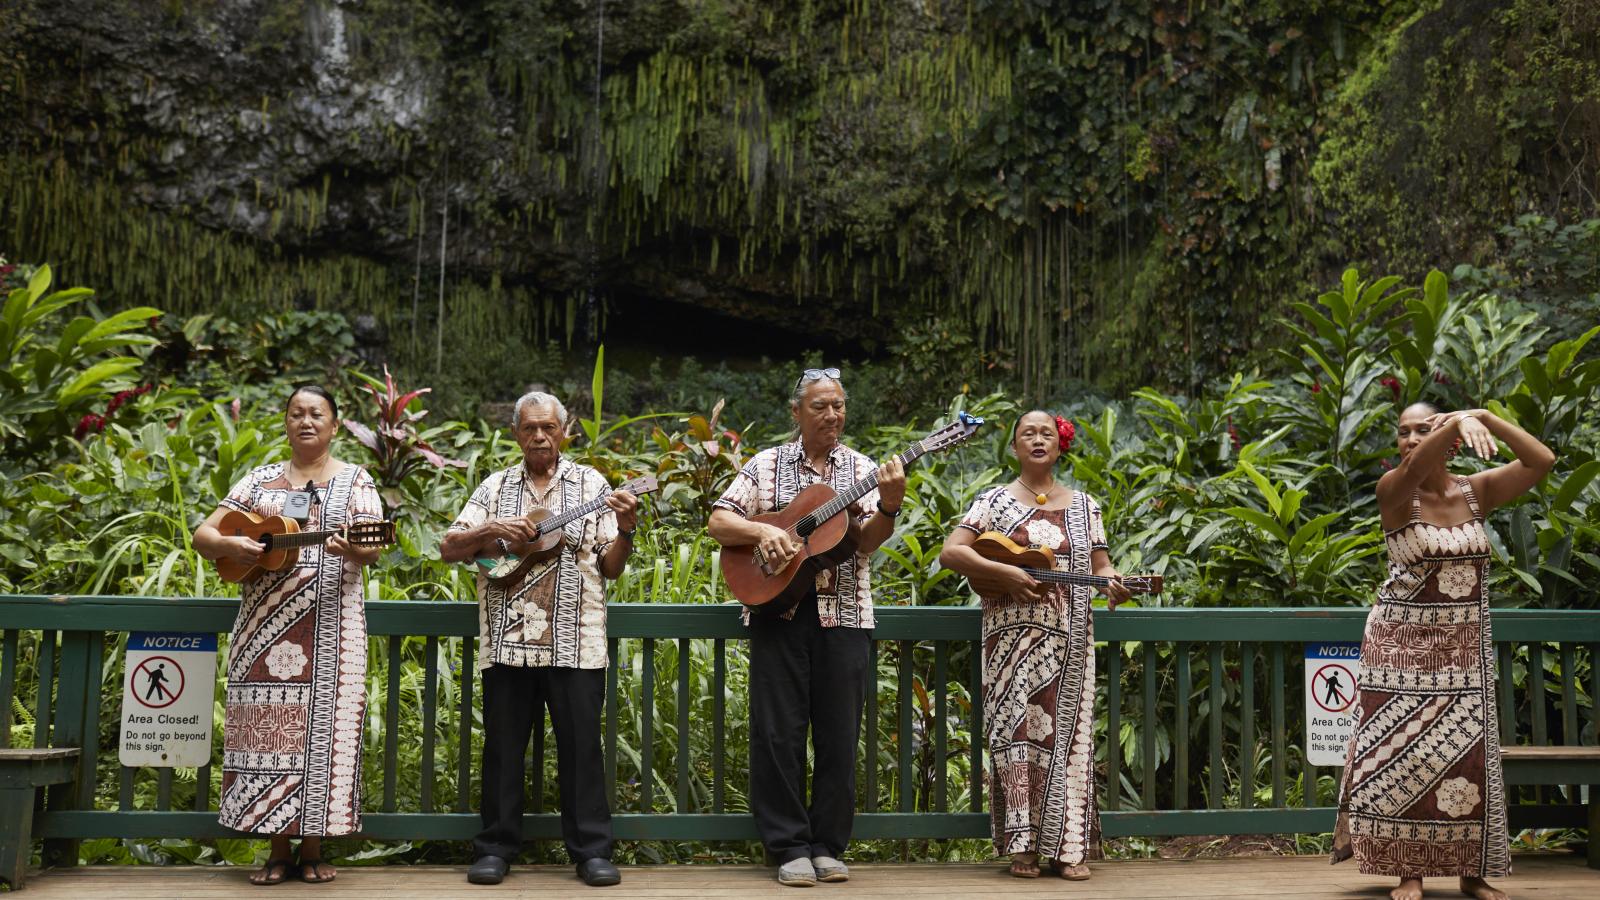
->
[282,490,313,522]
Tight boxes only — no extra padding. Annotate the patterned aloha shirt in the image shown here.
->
[449,457,618,669]
[713,439,881,628]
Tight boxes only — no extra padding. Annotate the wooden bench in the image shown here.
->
[1502,745,1600,869]
[0,748,80,890]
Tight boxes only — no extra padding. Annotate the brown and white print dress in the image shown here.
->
[1333,477,1509,878]
[216,463,382,836]
[957,486,1106,865]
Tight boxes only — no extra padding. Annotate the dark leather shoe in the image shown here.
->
[467,855,509,885]
[577,857,621,887]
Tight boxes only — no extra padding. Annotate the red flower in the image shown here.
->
[1379,376,1401,399]
[74,413,106,439]
[1310,382,1321,394]
[1380,457,1394,471]
[1054,416,1075,453]
[1226,416,1242,451]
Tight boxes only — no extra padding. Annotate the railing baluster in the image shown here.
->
[1498,643,1516,745]
[1142,641,1156,810]
[933,640,948,812]
[641,637,655,812]
[1208,642,1224,808]
[677,638,690,812]
[383,635,400,812]
[0,629,17,748]
[713,638,726,814]
[34,629,56,748]
[1240,642,1255,810]
[421,636,439,812]
[866,640,878,813]
[1530,642,1547,745]
[118,765,134,810]
[1106,642,1121,811]
[1175,642,1190,809]
[457,640,474,813]
[897,640,913,813]
[969,639,982,814]
[1529,642,1547,804]
[606,637,618,805]
[76,631,105,809]
[156,767,173,810]
[1561,642,1578,801]
[1271,643,1284,807]
[195,763,210,811]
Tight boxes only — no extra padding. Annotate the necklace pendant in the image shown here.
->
[1035,492,1049,505]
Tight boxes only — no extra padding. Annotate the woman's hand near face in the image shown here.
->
[1456,415,1496,459]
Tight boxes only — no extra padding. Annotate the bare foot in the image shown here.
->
[1008,853,1039,878]
[1459,877,1507,900]
[1391,878,1424,900]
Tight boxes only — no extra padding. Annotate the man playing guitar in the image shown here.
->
[707,367,905,887]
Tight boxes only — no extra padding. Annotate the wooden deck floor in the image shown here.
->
[19,854,1598,898]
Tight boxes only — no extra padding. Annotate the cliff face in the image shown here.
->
[3,0,1595,397]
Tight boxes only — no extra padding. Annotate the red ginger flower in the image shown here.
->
[1054,416,1075,453]
[1379,376,1401,400]
[74,413,106,439]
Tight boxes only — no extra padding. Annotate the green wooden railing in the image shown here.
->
[1,596,1596,865]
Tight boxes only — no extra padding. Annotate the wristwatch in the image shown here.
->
[618,528,636,540]
[876,501,900,518]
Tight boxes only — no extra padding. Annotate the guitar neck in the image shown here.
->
[535,494,610,535]
[270,529,341,549]
[1023,567,1117,589]
[811,443,925,524]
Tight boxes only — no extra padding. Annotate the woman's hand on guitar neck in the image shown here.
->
[1099,573,1131,610]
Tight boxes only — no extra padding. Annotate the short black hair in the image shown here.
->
[287,384,339,419]
[1011,409,1055,443]
[1403,399,1444,417]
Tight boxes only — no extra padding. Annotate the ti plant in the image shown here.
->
[342,366,467,498]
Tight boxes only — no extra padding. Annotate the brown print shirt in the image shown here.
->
[449,457,619,669]
[713,439,881,628]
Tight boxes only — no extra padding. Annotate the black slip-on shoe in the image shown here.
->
[467,855,509,885]
[577,857,621,887]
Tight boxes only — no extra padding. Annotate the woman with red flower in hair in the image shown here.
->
[939,410,1130,880]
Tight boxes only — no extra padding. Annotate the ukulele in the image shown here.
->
[214,509,395,583]
[473,474,659,589]
[968,530,1163,596]
[721,412,986,609]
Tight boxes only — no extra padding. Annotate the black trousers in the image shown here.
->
[748,595,872,865]
[473,664,612,863]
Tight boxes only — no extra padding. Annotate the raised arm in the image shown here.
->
[1466,411,1557,512]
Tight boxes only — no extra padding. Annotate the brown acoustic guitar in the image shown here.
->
[215,509,396,583]
[721,412,985,609]
[968,530,1163,596]
[472,474,659,589]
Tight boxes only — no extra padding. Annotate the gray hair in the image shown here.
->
[511,391,568,432]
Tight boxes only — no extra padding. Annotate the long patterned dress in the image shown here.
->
[1332,477,1509,877]
[957,487,1106,865]
[216,463,382,836]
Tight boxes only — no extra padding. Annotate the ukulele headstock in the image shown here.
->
[346,521,396,546]
[918,411,986,456]
[1121,574,1163,595]
[615,474,661,497]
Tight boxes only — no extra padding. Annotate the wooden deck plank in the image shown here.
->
[17,855,1598,898]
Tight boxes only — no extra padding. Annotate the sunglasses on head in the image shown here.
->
[795,367,841,391]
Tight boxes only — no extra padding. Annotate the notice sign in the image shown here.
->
[1304,641,1361,766]
[119,632,217,767]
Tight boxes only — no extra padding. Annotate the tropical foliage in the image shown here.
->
[0,259,1596,867]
